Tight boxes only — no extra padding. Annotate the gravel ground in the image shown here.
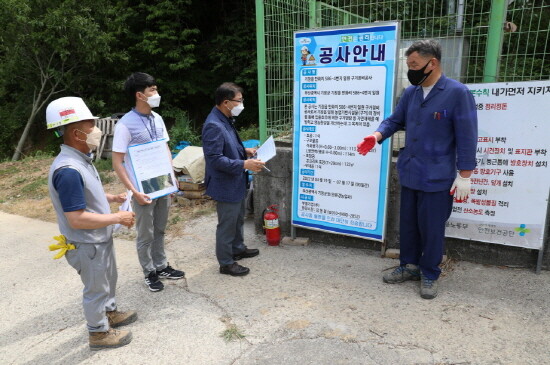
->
[1,211,549,365]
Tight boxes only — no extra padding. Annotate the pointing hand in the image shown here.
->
[357,135,377,156]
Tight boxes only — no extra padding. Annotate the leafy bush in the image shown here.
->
[238,125,259,142]
[165,109,201,148]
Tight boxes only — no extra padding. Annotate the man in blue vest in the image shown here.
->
[357,39,478,299]
[112,72,185,292]
[202,82,265,276]
[47,97,137,349]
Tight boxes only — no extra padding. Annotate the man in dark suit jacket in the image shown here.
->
[202,82,266,276]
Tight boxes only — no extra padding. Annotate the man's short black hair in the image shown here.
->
[124,72,156,103]
[215,82,243,106]
[405,39,442,61]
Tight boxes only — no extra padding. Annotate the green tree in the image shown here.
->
[100,0,258,136]
[0,0,261,158]
[112,0,200,111]
[186,0,259,127]
[0,0,119,160]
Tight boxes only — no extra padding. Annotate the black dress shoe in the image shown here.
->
[220,263,250,276]
[233,248,259,261]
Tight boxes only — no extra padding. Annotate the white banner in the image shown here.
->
[447,80,550,249]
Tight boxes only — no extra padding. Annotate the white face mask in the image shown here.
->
[146,93,161,108]
[77,126,103,151]
[143,94,160,108]
[230,103,244,117]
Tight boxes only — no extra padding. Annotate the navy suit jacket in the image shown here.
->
[376,74,478,192]
[202,107,248,202]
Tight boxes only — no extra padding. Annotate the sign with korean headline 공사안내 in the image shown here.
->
[292,22,399,240]
[446,80,550,250]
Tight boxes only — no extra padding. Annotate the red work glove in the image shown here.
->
[356,135,377,156]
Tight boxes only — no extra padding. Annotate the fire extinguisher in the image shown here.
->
[263,204,281,246]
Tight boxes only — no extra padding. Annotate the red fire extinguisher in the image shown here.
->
[263,204,281,246]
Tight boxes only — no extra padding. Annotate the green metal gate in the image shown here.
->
[256,0,550,142]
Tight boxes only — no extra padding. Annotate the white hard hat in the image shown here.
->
[301,46,308,51]
[46,97,98,129]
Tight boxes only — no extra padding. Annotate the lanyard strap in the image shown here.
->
[132,109,158,141]
[140,114,157,141]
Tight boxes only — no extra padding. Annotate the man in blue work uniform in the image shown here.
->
[202,82,265,276]
[357,40,478,299]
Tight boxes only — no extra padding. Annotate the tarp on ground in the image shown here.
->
[172,146,205,183]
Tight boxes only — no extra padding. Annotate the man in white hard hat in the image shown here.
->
[46,96,137,350]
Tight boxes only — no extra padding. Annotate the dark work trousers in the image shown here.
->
[399,186,454,280]
[216,199,247,266]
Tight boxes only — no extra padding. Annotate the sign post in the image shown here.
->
[292,22,399,241]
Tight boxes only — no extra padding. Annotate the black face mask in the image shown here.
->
[407,60,433,86]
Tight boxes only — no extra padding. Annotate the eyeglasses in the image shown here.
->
[229,98,244,103]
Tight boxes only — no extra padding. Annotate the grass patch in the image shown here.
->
[220,325,246,342]
[21,177,48,198]
[99,171,114,184]
[22,150,54,161]
[190,205,216,219]
[171,215,182,225]
[0,166,19,176]
[94,158,113,172]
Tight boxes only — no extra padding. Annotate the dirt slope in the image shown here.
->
[0,155,214,238]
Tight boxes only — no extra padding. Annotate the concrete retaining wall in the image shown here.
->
[253,146,550,271]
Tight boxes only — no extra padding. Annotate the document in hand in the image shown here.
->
[255,135,276,162]
[114,191,133,232]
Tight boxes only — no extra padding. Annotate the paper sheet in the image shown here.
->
[255,135,276,162]
[113,190,133,232]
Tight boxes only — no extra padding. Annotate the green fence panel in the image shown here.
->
[257,0,550,141]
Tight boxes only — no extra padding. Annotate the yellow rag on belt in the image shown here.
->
[48,235,76,259]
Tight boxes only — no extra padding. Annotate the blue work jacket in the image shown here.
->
[202,107,248,202]
[376,74,478,192]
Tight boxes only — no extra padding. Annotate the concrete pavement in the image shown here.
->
[0,211,549,364]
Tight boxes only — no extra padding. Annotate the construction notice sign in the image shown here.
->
[291,22,399,240]
[447,80,550,249]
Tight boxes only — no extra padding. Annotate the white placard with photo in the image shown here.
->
[127,139,178,200]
